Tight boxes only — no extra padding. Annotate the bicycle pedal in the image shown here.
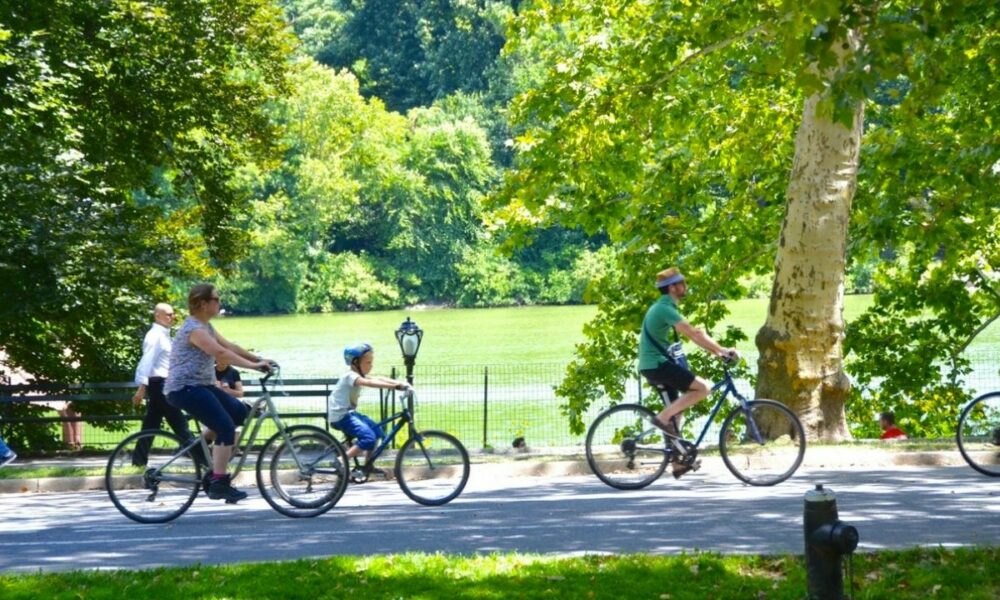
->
[225,499,239,505]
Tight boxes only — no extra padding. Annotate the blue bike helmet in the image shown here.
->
[344,342,373,365]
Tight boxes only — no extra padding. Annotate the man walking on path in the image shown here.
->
[131,303,197,466]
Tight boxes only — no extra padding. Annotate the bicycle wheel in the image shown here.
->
[957,391,1000,477]
[105,429,201,524]
[585,404,669,490]
[719,399,805,486]
[395,430,469,506]
[256,425,349,518]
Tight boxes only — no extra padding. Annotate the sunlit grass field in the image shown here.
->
[53,295,999,450]
[213,296,895,378]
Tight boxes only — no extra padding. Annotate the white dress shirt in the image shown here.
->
[134,323,172,385]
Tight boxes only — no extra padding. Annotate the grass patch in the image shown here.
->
[210,297,903,378]
[0,547,996,599]
[0,465,103,480]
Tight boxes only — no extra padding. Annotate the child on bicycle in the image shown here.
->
[329,343,411,470]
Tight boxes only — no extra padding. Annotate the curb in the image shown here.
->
[0,448,973,495]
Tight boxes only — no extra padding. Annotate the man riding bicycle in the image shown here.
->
[638,267,739,478]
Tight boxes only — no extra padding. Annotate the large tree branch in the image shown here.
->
[642,21,775,90]
[951,269,1000,357]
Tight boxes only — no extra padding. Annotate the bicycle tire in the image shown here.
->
[719,399,805,486]
[394,430,469,506]
[585,404,669,490]
[957,391,1000,477]
[105,429,202,524]
[256,425,349,518]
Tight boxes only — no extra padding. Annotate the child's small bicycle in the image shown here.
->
[585,357,806,489]
[106,367,350,523]
[339,388,470,506]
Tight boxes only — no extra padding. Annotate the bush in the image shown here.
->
[454,245,526,307]
[298,253,401,311]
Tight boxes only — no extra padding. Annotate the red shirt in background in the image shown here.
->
[881,426,907,440]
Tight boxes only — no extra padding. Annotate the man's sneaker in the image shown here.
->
[651,416,678,437]
[207,474,248,503]
[0,451,15,468]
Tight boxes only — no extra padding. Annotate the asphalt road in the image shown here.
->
[1,464,997,574]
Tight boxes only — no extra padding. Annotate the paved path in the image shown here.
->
[0,464,996,574]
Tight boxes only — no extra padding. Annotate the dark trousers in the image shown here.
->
[132,377,196,466]
[166,385,247,446]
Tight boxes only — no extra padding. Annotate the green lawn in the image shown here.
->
[0,548,996,599]
[214,295,1000,379]
[213,297,896,378]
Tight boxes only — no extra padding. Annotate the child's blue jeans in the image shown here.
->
[333,412,384,451]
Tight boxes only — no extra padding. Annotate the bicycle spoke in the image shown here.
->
[106,430,201,524]
[719,400,805,486]
[957,392,1000,477]
[586,404,669,490]
[395,431,469,506]
[256,425,349,517]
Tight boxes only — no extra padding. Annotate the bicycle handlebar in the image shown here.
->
[259,362,280,385]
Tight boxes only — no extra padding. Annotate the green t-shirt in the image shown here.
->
[638,296,685,370]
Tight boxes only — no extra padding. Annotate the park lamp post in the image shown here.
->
[395,316,423,385]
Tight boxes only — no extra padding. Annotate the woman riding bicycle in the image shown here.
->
[639,267,739,478]
[164,284,273,502]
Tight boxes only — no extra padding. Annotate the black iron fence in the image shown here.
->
[2,351,999,452]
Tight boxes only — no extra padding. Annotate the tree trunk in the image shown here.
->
[755,37,864,442]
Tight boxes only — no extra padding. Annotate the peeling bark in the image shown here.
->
[755,33,864,442]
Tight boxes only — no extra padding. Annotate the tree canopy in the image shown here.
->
[494,0,1000,436]
[0,0,293,383]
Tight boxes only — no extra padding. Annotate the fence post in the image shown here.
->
[482,366,489,449]
[637,371,643,403]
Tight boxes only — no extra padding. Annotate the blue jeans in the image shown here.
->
[167,385,247,445]
[333,412,384,451]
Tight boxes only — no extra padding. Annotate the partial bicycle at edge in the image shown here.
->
[585,356,807,489]
[956,389,1000,477]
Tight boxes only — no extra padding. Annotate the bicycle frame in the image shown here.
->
[356,392,416,466]
[655,366,758,449]
[176,370,310,477]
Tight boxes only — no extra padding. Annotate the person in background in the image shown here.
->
[0,433,15,467]
[215,359,244,398]
[879,411,907,440]
[57,403,83,452]
[165,284,272,503]
[131,303,198,467]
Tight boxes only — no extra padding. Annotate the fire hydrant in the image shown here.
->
[804,484,859,600]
